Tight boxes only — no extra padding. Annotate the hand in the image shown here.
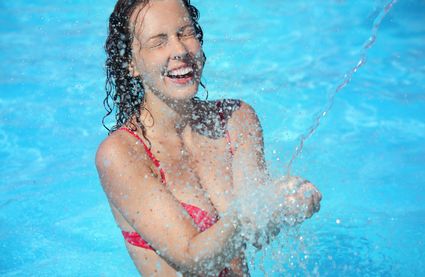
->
[274,176,322,225]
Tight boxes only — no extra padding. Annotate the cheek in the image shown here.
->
[137,54,166,80]
[189,40,202,55]
[189,43,205,68]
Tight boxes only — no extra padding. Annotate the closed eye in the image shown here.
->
[145,34,168,49]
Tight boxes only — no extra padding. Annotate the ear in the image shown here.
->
[129,59,140,77]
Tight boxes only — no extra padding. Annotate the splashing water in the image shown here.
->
[237,0,399,236]
[231,0,399,274]
[285,0,398,176]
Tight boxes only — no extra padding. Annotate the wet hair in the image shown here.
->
[103,0,205,136]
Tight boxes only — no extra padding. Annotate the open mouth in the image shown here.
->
[165,66,195,85]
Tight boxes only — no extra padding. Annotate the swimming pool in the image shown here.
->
[1,0,424,275]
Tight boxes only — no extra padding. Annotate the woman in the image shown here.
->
[96,0,322,276]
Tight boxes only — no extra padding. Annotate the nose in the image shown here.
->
[170,36,188,60]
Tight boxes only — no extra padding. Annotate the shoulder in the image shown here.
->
[227,100,261,131]
[227,100,264,151]
[95,129,150,187]
[95,130,127,169]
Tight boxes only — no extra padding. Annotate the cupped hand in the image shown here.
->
[274,176,322,225]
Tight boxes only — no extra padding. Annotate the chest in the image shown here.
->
[151,132,234,214]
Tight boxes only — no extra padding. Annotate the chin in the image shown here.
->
[168,85,199,101]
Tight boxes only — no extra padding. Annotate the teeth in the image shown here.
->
[167,66,193,77]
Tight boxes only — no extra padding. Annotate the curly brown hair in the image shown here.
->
[103,0,205,137]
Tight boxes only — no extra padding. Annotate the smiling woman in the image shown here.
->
[96,0,321,276]
[127,0,204,100]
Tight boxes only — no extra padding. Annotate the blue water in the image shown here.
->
[1,0,424,276]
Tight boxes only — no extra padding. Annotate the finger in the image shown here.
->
[313,202,320,213]
[306,203,314,218]
[313,187,322,201]
[307,185,321,201]
[312,192,320,207]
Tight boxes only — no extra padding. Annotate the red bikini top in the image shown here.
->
[118,102,234,250]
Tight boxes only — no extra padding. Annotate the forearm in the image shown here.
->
[243,176,303,249]
[178,213,246,275]
[249,196,284,249]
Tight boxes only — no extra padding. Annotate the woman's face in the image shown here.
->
[129,0,204,102]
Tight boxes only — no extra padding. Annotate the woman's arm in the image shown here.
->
[228,102,321,248]
[228,102,268,194]
[95,133,246,275]
[227,101,276,246]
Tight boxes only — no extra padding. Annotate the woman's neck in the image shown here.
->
[139,91,194,139]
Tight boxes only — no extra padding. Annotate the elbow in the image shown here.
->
[171,242,228,276]
[172,260,223,276]
[155,245,210,275]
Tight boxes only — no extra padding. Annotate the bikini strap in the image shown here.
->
[119,127,167,184]
[216,100,235,155]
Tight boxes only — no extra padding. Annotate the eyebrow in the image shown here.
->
[178,24,195,33]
